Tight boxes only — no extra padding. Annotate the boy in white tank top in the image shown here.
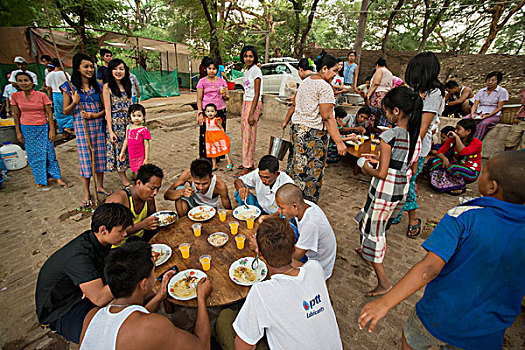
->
[164,158,232,217]
[80,241,213,350]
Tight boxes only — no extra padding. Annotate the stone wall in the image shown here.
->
[304,46,525,103]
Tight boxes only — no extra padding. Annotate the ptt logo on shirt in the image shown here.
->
[303,294,325,318]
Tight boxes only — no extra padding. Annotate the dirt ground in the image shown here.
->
[0,93,523,349]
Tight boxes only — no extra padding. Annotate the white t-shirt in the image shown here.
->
[243,65,263,101]
[9,69,38,86]
[291,77,335,130]
[3,84,17,99]
[239,170,295,214]
[130,73,140,98]
[233,260,343,350]
[296,200,337,279]
[45,71,71,93]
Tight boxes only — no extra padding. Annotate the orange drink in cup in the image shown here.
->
[199,255,211,271]
[360,136,365,144]
[235,234,245,249]
[371,144,376,152]
[246,216,255,229]
[179,243,191,259]
[192,223,202,237]
[354,143,359,152]
[218,209,227,222]
[229,221,239,235]
[371,134,375,140]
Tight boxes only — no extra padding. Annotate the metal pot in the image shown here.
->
[269,129,291,160]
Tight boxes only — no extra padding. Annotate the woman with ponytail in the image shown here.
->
[393,52,445,238]
[288,54,347,203]
[354,86,422,296]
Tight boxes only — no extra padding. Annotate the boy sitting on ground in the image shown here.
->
[358,151,525,350]
[335,106,371,135]
[429,125,454,156]
[216,216,343,350]
[164,158,231,217]
[272,183,337,279]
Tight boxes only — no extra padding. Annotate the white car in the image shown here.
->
[233,61,302,95]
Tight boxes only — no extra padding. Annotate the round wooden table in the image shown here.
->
[346,139,380,175]
[150,210,259,308]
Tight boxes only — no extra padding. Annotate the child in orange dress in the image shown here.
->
[204,103,233,171]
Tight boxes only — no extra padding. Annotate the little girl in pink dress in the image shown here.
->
[119,104,151,174]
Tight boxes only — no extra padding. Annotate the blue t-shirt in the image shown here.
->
[416,197,525,350]
[97,66,108,83]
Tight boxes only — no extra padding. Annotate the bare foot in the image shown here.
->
[57,179,72,188]
[365,284,392,297]
[355,248,372,266]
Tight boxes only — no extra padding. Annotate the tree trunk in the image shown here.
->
[417,0,451,53]
[294,0,320,57]
[288,0,302,52]
[354,0,371,68]
[417,0,430,53]
[479,0,525,54]
[200,0,222,61]
[381,0,405,55]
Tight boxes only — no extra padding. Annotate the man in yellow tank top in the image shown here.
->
[107,164,164,247]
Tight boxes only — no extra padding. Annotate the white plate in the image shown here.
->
[151,243,172,266]
[188,205,216,222]
[207,232,229,247]
[345,140,362,146]
[358,135,369,141]
[168,269,207,300]
[233,205,262,221]
[151,210,178,227]
[229,257,268,286]
[377,126,389,131]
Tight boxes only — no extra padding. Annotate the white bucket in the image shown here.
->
[0,142,27,170]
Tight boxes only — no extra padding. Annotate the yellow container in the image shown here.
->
[354,143,359,152]
[246,217,255,229]
[235,235,245,250]
[229,221,239,235]
[218,209,227,222]
[179,243,190,259]
[371,144,376,152]
[199,255,211,271]
[192,223,202,237]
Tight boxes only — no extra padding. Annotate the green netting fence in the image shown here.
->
[130,66,180,101]
[229,69,243,80]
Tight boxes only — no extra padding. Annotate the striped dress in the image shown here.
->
[355,127,421,263]
[60,82,106,178]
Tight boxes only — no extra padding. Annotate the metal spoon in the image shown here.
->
[251,253,259,270]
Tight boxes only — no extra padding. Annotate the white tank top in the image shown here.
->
[191,174,220,207]
[80,305,149,350]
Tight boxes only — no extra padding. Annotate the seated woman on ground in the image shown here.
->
[429,119,482,195]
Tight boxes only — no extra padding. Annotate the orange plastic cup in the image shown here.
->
[229,221,239,235]
[199,255,211,271]
[192,223,202,237]
[246,216,255,229]
[235,234,245,250]
[371,144,376,152]
[218,209,227,222]
[371,134,375,140]
[179,243,190,259]
[354,143,359,152]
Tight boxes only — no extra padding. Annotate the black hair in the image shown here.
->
[71,53,100,94]
[15,71,34,84]
[486,71,503,84]
[190,158,213,179]
[200,56,210,66]
[107,58,132,98]
[104,241,154,298]
[440,125,455,135]
[365,75,373,81]
[91,203,134,234]
[334,106,347,119]
[127,104,146,120]
[405,52,445,97]
[258,155,279,173]
[204,58,220,71]
[297,58,315,71]
[204,103,217,112]
[348,50,356,57]
[100,48,112,57]
[382,86,423,162]
[40,55,52,62]
[136,164,163,184]
[51,58,62,68]
[456,118,477,146]
[445,80,459,89]
[357,106,372,117]
[240,45,259,66]
[314,54,338,71]
[375,57,387,67]
[488,151,525,204]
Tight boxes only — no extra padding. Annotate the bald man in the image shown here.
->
[272,183,337,279]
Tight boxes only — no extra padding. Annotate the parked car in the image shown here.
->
[233,60,302,95]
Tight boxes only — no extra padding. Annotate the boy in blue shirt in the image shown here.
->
[358,151,525,350]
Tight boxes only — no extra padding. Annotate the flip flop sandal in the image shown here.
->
[226,163,234,171]
[77,198,92,211]
[97,189,113,196]
[407,218,422,239]
[212,167,219,172]
[447,188,467,196]
[123,184,132,190]
[59,181,73,188]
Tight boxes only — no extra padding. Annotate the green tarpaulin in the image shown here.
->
[131,66,180,101]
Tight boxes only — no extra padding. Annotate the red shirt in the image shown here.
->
[437,137,483,171]
[10,90,51,125]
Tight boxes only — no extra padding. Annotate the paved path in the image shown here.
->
[0,94,523,349]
